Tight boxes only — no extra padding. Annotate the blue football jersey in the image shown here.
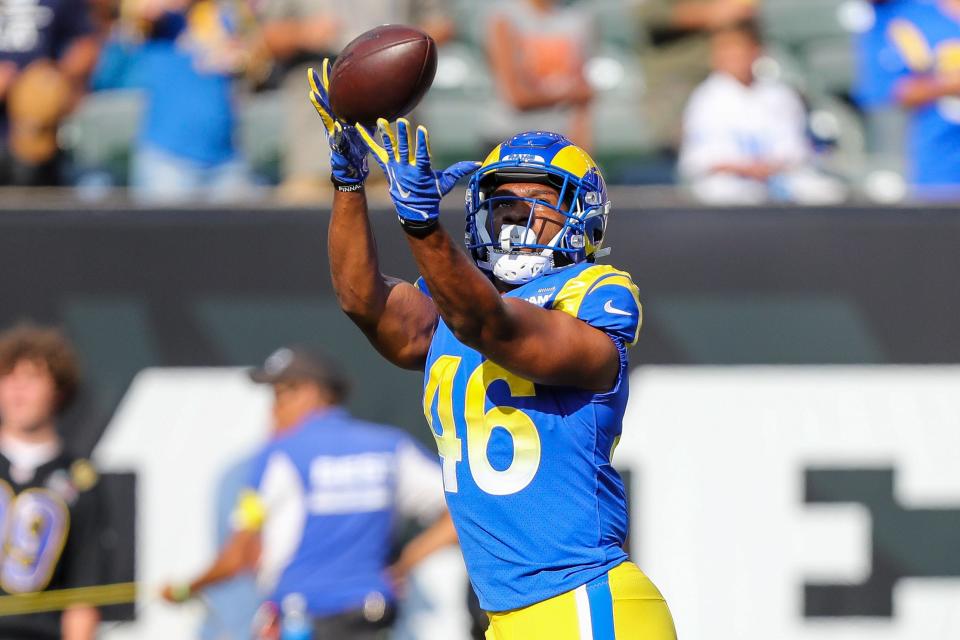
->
[883,0,960,187]
[418,262,642,612]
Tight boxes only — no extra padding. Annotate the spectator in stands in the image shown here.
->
[0,324,104,640]
[854,0,910,111]
[853,0,911,165]
[260,0,453,202]
[882,0,960,197]
[162,346,457,639]
[679,20,846,204]
[638,0,758,150]
[127,0,254,204]
[0,0,100,186]
[485,0,595,151]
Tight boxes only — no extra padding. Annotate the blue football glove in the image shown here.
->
[307,60,369,189]
[357,118,480,231]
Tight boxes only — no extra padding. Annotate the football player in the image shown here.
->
[0,324,103,640]
[309,61,677,639]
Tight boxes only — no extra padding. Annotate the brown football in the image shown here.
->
[328,25,438,129]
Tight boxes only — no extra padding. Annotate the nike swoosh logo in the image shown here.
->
[388,168,412,198]
[604,300,632,316]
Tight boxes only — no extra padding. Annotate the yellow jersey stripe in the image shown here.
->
[888,19,933,72]
[552,265,628,318]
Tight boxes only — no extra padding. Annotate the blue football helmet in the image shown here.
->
[465,131,611,286]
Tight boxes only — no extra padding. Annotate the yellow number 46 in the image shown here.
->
[423,356,542,496]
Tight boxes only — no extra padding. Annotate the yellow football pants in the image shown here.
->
[485,562,676,640]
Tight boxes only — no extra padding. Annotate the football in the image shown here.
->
[328,25,438,129]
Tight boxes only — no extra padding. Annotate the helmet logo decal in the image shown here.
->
[501,153,546,164]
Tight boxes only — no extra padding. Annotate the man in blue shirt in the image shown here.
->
[879,0,960,194]
[854,0,911,110]
[130,0,252,203]
[162,346,456,639]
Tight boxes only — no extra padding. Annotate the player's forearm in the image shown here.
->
[61,605,99,640]
[59,37,100,109]
[188,531,259,593]
[329,189,392,326]
[405,225,512,347]
[895,75,960,108]
[392,511,458,577]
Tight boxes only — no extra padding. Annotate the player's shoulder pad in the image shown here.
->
[69,458,99,492]
[551,264,642,346]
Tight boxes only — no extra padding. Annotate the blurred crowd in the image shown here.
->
[0,0,958,204]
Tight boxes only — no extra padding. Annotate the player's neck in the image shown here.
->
[0,420,60,446]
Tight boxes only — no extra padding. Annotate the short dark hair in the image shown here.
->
[713,18,764,45]
[0,323,80,414]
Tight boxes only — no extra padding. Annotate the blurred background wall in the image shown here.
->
[1,203,958,637]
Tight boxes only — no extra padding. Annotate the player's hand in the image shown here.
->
[357,117,480,231]
[307,60,369,189]
[160,583,192,604]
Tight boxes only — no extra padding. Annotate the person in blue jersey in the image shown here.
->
[309,58,676,639]
[854,0,910,111]
[129,0,253,203]
[880,0,960,195]
[161,346,457,639]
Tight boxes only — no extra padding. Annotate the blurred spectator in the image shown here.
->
[854,0,910,111]
[126,0,254,203]
[0,0,100,186]
[197,456,261,640]
[0,324,104,640]
[853,0,910,165]
[638,0,758,149]
[485,0,595,151]
[679,20,846,204]
[259,0,453,202]
[883,0,960,197]
[162,346,457,639]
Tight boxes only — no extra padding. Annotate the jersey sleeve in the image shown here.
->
[414,276,432,298]
[552,265,643,346]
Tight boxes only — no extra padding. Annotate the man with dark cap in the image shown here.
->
[161,346,456,639]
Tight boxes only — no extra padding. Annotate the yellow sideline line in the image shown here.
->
[0,582,137,616]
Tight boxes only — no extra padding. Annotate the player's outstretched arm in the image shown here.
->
[358,120,619,392]
[329,190,439,369]
[309,63,438,370]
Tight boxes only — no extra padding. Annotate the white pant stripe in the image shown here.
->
[574,584,594,640]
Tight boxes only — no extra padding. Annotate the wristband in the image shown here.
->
[332,179,365,193]
[398,215,439,238]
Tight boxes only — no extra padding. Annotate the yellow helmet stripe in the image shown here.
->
[550,145,598,180]
[481,144,503,169]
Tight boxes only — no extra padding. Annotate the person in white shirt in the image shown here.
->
[679,19,845,204]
